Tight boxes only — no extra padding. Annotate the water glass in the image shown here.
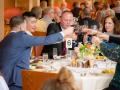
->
[91,25,97,30]
[83,20,88,27]
[53,48,58,60]
[89,59,95,68]
[90,25,98,35]
[42,53,48,63]
[66,50,73,61]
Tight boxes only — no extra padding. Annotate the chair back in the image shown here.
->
[4,7,22,24]
[22,70,57,90]
[32,31,47,57]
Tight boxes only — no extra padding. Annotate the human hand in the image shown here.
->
[81,27,91,33]
[92,36,102,46]
[71,32,78,40]
[74,47,79,53]
[63,27,74,37]
[81,27,98,36]
[97,33,109,41]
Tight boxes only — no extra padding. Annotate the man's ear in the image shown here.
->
[16,25,20,30]
[25,17,29,23]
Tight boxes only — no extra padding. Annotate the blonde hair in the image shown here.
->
[42,7,54,16]
[41,67,79,90]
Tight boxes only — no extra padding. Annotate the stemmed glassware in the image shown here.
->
[90,25,98,35]
[83,20,88,28]
[42,53,48,64]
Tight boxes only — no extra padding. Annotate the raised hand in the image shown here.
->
[63,27,74,37]
[97,33,109,41]
[92,36,102,46]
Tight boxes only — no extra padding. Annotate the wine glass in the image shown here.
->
[42,53,48,64]
[83,20,88,28]
[90,25,98,35]
[89,59,95,68]
[66,50,73,61]
[82,57,88,68]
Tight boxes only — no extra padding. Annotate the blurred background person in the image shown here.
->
[113,0,120,13]
[113,0,120,20]
[92,1,99,20]
[102,16,120,35]
[31,6,46,32]
[40,0,47,11]
[79,7,99,28]
[96,3,115,23]
[54,7,62,23]
[41,67,80,90]
[41,7,55,31]
[84,0,93,11]
[31,6,42,19]
[77,7,100,44]
[60,1,69,12]
[71,1,81,18]
[95,2,104,22]
[101,3,115,18]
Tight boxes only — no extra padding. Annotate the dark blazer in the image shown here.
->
[71,7,81,18]
[0,31,63,87]
[42,23,63,58]
[109,35,120,44]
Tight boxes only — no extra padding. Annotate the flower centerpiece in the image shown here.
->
[72,43,102,67]
[77,43,101,60]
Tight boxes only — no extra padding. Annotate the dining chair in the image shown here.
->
[22,70,57,90]
[32,31,47,57]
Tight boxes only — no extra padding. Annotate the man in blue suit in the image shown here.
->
[0,14,74,90]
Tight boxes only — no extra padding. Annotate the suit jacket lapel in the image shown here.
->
[57,23,62,32]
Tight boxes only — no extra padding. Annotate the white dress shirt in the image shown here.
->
[0,76,9,90]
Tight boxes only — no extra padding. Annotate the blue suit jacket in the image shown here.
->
[0,31,63,87]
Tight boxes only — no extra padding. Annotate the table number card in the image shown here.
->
[66,38,72,48]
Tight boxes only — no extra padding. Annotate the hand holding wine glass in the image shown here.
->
[92,36,102,46]
[97,33,109,41]
[89,25,98,35]
[72,32,78,40]
[63,27,74,37]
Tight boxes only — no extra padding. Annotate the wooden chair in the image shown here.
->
[4,7,22,24]
[22,70,57,90]
[4,7,22,37]
[32,31,47,57]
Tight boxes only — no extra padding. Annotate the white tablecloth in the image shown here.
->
[75,74,113,90]
[65,67,113,90]
[30,59,115,90]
